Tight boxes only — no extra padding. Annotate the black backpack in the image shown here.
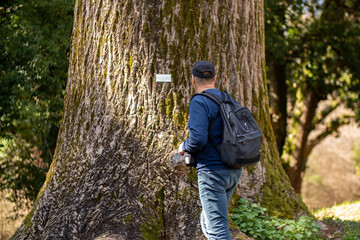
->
[194,91,262,168]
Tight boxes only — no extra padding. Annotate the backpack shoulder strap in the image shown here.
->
[192,91,223,150]
[221,91,237,104]
[192,92,222,128]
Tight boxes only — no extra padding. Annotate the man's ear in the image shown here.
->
[192,75,195,85]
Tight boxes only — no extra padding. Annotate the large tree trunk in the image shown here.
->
[13,0,308,239]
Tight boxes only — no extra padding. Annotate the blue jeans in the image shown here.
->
[198,168,242,240]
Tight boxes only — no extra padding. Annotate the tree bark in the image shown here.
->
[13,0,308,239]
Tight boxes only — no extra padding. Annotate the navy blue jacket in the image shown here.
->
[183,88,230,171]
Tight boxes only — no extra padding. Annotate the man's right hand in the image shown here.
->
[178,142,185,156]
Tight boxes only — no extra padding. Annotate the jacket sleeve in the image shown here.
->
[183,98,209,153]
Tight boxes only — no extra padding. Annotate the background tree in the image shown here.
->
[265,0,360,193]
[0,0,74,209]
[12,0,308,239]
[264,0,299,155]
[353,141,360,175]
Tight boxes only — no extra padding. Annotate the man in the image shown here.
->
[178,60,242,239]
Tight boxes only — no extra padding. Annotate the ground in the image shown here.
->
[318,220,345,240]
[0,192,29,240]
[2,124,360,239]
[316,201,360,239]
[302,123,360,239]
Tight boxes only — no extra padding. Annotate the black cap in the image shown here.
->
[192,60,215,78]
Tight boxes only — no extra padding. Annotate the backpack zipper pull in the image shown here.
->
[242,113,248,129]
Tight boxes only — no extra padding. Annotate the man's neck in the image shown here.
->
[196,85,215,93]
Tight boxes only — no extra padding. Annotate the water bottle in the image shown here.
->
[184,152,192,166]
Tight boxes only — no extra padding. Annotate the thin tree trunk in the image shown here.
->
[13,0,308,239]
[286,89,348,193]
[287,90,321,193]
[268,60,287,155]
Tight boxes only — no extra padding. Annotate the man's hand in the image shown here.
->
[178,142,185,156]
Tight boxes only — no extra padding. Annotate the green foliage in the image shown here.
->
[266,0,360,188]
[231,199,322,240]
[265,0,306,65]
[342,220,360,240]
[265,0,360,131]
[0,0,74,209]
[293,0,360,107]
[0,138,48,213]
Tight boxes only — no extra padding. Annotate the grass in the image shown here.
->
[314,200,360,239]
